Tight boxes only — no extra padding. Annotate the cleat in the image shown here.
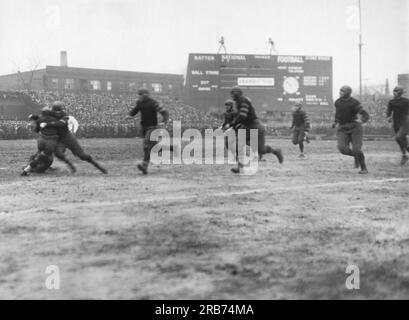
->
[400,155,409,166]
[92,160,107,174]
[21,171,29,176]
[98,166,108,174]
[231,167,240,174]
[68,163,77,174]
[274,149,284,164]
[358,169,369,174]
[299,153,305,158]
[137,163,148,175]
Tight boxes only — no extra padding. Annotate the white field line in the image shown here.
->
[1,177,408,216]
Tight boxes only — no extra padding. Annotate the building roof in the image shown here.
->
[44,66,183,80]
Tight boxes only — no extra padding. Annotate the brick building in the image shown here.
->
[0,52,184,97]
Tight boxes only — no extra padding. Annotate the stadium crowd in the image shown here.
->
[1,91,220,139]
[0,90,395,140]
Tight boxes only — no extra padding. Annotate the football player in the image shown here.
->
[332,85,370,174]
[386,86,409,165]
[290,102,310,158]
[229,86,283,173]
[125,89,170,174]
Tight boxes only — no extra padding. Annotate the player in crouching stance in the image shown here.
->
[290,102,310,158]
[125,88,170,175]
[222,99,236,132]
[333,85,370,174]
[221,99,239,156]
[228,86,283,174]
[386,86,409,165]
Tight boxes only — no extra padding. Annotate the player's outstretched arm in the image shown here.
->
[290,115,295,130]
[303,112,311,132]
[332,110,339,128]
[28,114,39,121]
[43,118,68,129]
[386,101,393,119]
[159,109,170,124]
[358,107,370,123]
[127,102,140,119]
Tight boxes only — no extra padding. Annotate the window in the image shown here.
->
[90,80,101,90]
[64,79,75,90]
[168,84,173,91]
[129,82,137,91]
[51,78,59,89]
[107,81,112,91]
[119,82,126,91]
[152,83,163,93]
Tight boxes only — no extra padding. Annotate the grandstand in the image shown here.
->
[0,88,396,141]
[0,91,220,140]
[0,91,41,120]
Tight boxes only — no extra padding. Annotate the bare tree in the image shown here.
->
[11,55,42,91]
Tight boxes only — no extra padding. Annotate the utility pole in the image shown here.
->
[358,0,363,100]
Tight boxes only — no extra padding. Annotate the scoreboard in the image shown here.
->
[184,53,333,113]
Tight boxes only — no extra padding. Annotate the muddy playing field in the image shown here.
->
[1,137,409,299]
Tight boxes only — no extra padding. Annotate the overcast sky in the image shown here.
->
[1,0,408,93]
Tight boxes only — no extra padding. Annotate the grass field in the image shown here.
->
[1,137,409,299]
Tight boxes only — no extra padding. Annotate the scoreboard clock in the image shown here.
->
[283,76,300,95]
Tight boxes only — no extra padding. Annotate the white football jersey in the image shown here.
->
[67,116,79,134]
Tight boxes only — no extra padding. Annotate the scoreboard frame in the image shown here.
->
[184,53,333,114]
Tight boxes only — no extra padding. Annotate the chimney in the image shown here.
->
[60,51,68,67]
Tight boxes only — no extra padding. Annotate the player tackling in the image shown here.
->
[50,101,108,174]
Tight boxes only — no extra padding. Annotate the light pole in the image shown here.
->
[358,0,363,100]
